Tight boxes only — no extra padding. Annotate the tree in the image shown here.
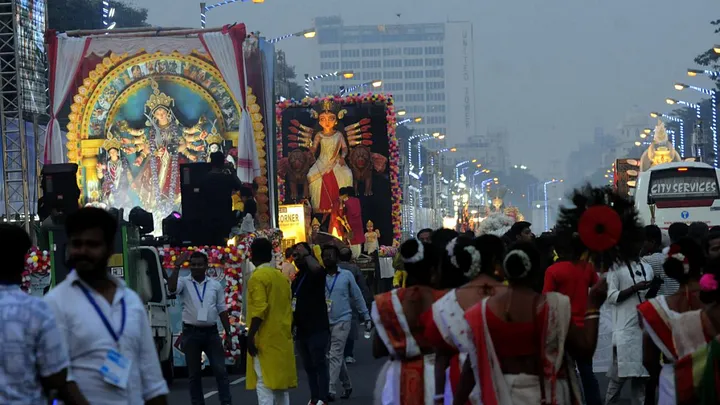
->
[694,19,720,88]
[48,0,149,32]
[275,50,305,101]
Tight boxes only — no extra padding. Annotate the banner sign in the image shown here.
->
[650,177,719,199]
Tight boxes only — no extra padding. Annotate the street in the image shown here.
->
[168,337,635,404]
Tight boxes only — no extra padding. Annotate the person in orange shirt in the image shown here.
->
[281,248,297,282]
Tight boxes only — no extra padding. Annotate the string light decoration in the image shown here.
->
[102,0,116,30]
[543,179,561,231]
[667,98,700,159]
[677,77,720,167]
[267,28,316,44]
[303,71,354,97]
[200,0,263,29]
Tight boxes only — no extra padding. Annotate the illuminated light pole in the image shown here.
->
[303,70,354,97]
[675,82,718,166]
[200,0,264,29]
[417,136,434,169]
[666,98,702,161]
[650,111,684,153]
[268,28,316,44]
[543,179,561,231]
[407,133,430,173]
[102,1,116,30]
[682,68,720,166]
[340,80,382,96]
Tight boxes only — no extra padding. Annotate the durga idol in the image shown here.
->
[118,79,207,216]
[306,100,353,214]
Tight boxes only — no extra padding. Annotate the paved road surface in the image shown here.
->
[169,338,636,404]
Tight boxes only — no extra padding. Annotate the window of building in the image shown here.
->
[385,83,403,91]
[403,47,423,55]
[427,104,446,113]
[362,60,382,69]
[424,46,443,55]
[341,49,360,58]
[426,81,445,90]
[383,47,402,56]
[405,105,425,113]
[426,116,446,124]
[404,58,423,67]
[320,50,340,58]
[321,75,339,82]
[383,59,403,68]
[425,58,444,67]
[405,82,425,91]
[405,93,425,102]
[362,71,381,80]
[321,85,337,94]
[362,48,381,57]
[320,61,340,70]
[394,94,404,102]
[404,70,424,79]
[383,71,403,79]
[341,61,361,70]
[427,92,445,101]
[425,69,444,78]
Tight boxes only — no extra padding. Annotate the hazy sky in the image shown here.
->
[143,0,719,177]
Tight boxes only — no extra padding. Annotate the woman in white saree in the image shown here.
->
[453,242,608,405]
[638,237,705,405]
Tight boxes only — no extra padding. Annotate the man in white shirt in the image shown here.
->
[44,207,168,405]
[168,251,233,405]
[605,260,659,405]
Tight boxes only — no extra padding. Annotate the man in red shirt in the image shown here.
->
[339,187,365,258]
[543,251,601,405]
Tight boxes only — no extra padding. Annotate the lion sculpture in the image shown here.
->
[347,145,388,196]
[278,149,315,202]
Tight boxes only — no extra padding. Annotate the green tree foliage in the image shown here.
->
[694,19,720,77]
[48,0,149,32]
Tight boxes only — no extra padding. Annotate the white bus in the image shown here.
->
[634,161,720,229]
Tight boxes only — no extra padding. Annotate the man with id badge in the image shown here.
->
[167,251,233,405]
[320,245,371,401]
[44,207,168,405]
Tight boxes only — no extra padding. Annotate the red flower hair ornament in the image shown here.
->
[577,205,622,252]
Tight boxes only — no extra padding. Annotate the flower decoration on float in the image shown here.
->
[275,92,401,244]
[555,184,643,267]
[22,247,52,292]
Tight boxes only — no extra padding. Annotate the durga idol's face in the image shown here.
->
[153,107,170,126]
[209,143,220,153]
[319,112,337,133]
[108,148,119,160]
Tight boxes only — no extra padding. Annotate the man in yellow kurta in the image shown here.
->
[246,238,297,404]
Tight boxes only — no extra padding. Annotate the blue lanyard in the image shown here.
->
[326,273,339,296]
[193,281,208,303]
[77,284,126,342]
[293,274,307,297]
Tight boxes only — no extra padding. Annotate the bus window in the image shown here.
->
[648,167,719,207]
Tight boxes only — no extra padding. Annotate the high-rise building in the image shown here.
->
[311,16,477,144]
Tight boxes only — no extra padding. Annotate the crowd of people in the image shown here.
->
[372,186,720,405]
[5,185,720,405]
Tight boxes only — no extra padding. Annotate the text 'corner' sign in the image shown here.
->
[278,204,306,245]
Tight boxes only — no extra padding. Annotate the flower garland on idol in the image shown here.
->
[21,247,51,292]
[275,93,402,246]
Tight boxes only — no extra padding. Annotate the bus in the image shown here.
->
[634,161,720,229]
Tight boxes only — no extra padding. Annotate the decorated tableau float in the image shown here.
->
[275,93,403,287]
[32,24,287,374]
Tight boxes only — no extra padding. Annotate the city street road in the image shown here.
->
[169,336,384,404]
[169,337,636,404]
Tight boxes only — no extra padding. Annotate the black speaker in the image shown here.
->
[179,162,211,221]
[41,164,80,214]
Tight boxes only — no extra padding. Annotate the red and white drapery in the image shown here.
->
[199,24,260,183]
[44,24,261,184]
[45,30,91,164]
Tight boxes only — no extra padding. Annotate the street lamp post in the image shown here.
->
[666,98,703,161]
[682,68,720,166]
[340,80,382,96]
[268,28,316,44]
[200,0,263,29]
[303,70,354,97]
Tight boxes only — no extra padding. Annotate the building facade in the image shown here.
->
[311,16,477,144]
